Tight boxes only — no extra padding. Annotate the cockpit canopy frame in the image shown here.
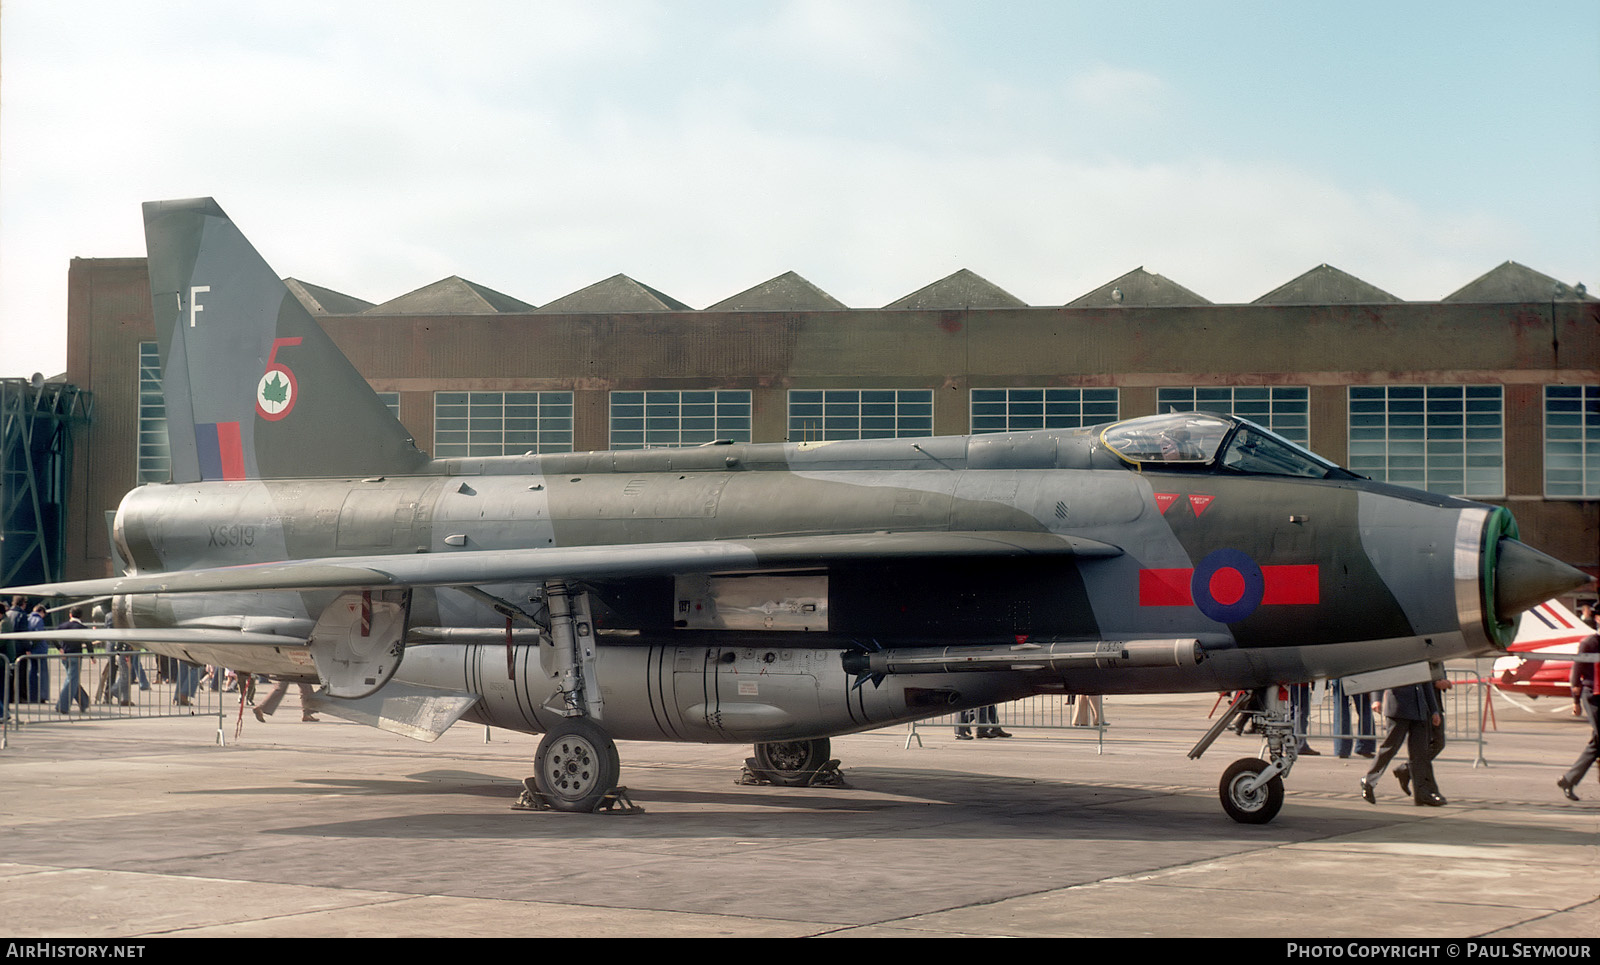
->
[1099,411,1352,480]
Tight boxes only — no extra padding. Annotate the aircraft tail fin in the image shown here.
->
[143,198,430,482]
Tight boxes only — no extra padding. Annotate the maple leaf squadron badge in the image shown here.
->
[256,337,302,421]
[256,367,296,420]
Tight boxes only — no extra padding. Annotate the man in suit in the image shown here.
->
[1394,677,1450,804]
[1360,679,1447,807]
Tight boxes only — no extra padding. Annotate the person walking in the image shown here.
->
[253,678,319,723]
[54,609,91,714]
[1556,601,1598,801]
[1360,680,1446,806]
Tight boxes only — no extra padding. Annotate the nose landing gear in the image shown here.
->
[1219,757,1285,824]
[1191,687,1297,824]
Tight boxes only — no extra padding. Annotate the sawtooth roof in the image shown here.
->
[1067,267,1211,307]
[294,262,1589,314]
[535,274,692,313]
[705,271,847,311]
[365,276,534,314]
[884,269,1026,310]
[1443,261,1596,302]
[283,278,374,315]
[1252,264,1400,305]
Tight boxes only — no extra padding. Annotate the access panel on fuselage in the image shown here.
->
[827,556,1096,640]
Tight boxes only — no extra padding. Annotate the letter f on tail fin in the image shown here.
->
[144,198,429,482]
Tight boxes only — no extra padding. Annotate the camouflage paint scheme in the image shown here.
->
[6,199,1586,818]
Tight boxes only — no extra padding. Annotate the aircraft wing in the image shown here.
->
[3,530,1120,599]
[1,627,307,646]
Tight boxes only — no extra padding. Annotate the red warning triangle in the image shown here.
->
[1189,494,1215,515]
[1154,493,1179,515]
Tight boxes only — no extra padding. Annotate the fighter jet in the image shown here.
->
[1492,599,1596,702]
[6,198,1588,823]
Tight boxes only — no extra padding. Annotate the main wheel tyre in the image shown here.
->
[752,738,831,787]
[534,718,621,812]
[1219,757,1284,824]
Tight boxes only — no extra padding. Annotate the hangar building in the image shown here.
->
[61,254,1599,593]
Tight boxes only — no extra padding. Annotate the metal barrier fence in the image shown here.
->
[905,694,1111,751]
[2,651,228,747]
[1298,669,1487,766]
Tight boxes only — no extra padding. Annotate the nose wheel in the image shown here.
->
[1191,687,1297,824]
[1219,757,1284,824]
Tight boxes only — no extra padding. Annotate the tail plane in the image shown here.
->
[144,198,430,482]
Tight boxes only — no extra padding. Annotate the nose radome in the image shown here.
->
[1493,538,1590,619]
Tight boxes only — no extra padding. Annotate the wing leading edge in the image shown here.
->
[1,627,307,646]
[4,530,1121,599]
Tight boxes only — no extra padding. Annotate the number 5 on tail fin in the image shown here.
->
[144,198,430,483]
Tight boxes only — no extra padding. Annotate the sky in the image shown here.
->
[2,0,1597,380]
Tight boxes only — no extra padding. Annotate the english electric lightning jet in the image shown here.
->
[7,198,1588,823]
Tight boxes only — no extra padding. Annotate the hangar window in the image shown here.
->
[435,391,574,457]
[1347,385,1503,497]
[970,387,1118,433]
[610,390,751,449]
[1544,385,1600,497]
[1156,386,1309,447]
[136,342,170,483]
[788,389,934,442]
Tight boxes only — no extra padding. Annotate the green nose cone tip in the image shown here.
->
[1493,538,1591,619]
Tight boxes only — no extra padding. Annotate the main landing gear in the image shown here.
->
[515,582,638,813]
[518,718,638,813]
[534,718,621,810]
[742,738,846,788]
[1189,686,1298,824]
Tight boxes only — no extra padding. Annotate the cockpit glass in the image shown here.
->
[1101,413,1346,479]
[1101,412,1231,465]
[1220,423,1338,478]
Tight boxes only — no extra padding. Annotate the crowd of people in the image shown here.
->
[0,595,318,724]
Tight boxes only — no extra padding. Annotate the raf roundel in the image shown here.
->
[1191,548,1267,624]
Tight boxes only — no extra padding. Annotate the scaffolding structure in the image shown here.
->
[0,379,92,587]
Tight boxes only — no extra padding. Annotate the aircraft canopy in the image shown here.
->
[1101,412,1345,479]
